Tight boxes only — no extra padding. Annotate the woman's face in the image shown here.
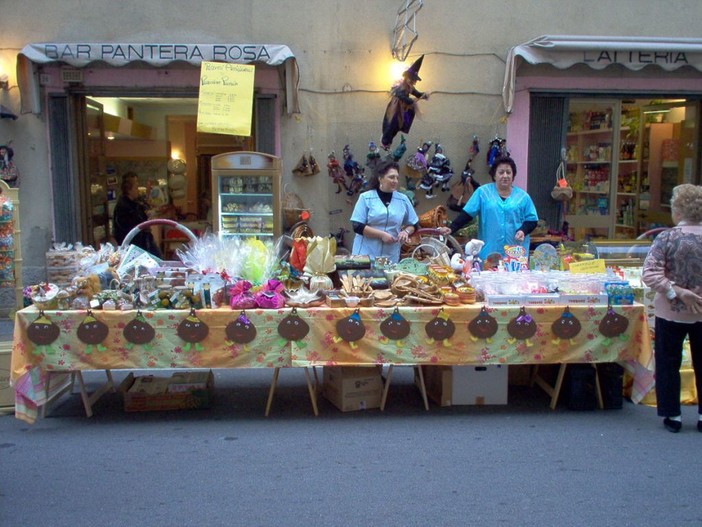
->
[379,169,400,192]
[493,163,514,192]
[126,178,139,199]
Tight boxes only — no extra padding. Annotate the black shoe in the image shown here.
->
[663,417,682,433]
[697,421,702,433]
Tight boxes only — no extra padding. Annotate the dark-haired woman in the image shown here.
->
[439,155,538,261]
[350,159,419,264]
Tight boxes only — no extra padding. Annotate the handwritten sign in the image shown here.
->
[568,259,606,274]
[197,61,255,136]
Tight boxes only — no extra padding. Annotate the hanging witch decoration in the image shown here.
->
[381,55,429,150]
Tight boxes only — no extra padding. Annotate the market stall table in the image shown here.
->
[11,303,653,423]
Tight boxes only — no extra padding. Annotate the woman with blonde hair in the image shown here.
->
[642,183,702,433]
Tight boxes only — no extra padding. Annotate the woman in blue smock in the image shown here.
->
[351,159,420,263]
[440,155,538,262]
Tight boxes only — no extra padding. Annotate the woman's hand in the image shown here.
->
[398,229,412,244]
[437,226,452,236]
[380,231,396,244]
[676,286,702,314]
[514,230,525,243]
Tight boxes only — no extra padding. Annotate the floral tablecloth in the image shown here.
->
[12,303,652,422]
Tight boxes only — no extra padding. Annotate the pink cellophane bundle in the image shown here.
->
[254,279,285,309]
[229,280,256,310]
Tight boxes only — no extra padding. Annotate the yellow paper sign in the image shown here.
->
[568,259,606,273]
[197,61,255,136]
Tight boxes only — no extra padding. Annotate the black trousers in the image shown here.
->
[654,316,702,417]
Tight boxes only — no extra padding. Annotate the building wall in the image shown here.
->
[1,0,702,293]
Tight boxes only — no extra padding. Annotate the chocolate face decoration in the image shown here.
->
[380,308,410,341]
[77,310,109,352]
[27,312,60,347]
[177,308,209,343]
[226,312,257,344]
[507,307,537,341]
[551,306,581,341]
[123,311,155,346]
[425,309,455,342]
[336,310,366,343]
[468,306,498,341]
[278,308,310,342]
[599,306,629,339]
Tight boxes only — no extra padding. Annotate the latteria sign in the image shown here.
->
[19,42,295,67]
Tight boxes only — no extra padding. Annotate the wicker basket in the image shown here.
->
[418,205,448,228]
[282,188,311,229]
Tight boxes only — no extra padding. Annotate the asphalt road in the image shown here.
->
[1,367,700,527]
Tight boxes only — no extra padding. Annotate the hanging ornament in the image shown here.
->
[308,153,321,175]
[425,308,455,346]
[487,136,509,168]
[277,307,310,348]
[426,143,454,192]
[327,151,348,194]
[551,306,581,345]
[380,307,411,347]
[390,134,407,163]
[507,306,537,346]
[468,306,498,343]
[343,144,366,196]
[333,309,366,349]
[381,54,427,149]
[292,154,311,177]
[27,311,60,355]
[76,310,109,353]
[123,310,156,350]
[598,305,629,345]
[0,144,19,188]
[225,310,257,348]
[177,308,209,352]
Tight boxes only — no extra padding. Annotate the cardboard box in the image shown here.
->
[323,366,382,412]
[120,370,214,412]
[422,365,508,406]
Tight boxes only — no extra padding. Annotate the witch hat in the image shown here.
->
[403,55,424,81]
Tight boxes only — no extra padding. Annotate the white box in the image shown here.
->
[524,293,560,306]
[486,294,525,307]
[422,365,508,406]
[558,293,609,305]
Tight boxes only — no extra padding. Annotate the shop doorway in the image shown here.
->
[528,95,700,242]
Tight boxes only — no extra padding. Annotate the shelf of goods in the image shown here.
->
[211,152,281,239]
[564,102,642,241]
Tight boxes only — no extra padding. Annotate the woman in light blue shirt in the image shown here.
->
[351,160,419,263]
[441,156,538,262]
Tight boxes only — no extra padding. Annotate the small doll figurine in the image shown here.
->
[426,143,454,192]
[327,151,348,194]
[365,140,382,175]
[0,144,19,187]
[464,239,485,274]
[408,141,432,196]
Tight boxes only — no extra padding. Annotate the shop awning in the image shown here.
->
[17,42,300,115]
[502,35,702,112]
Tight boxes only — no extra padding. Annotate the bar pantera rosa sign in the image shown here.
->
[20,43,294,67]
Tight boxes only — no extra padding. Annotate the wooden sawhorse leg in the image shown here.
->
[265,367,319,417]
[74,370,115,418]
[532,364,604,410]
[380,365,429,411]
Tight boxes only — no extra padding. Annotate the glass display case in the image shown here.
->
[591,239,652,267]
[211,152,281,239]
